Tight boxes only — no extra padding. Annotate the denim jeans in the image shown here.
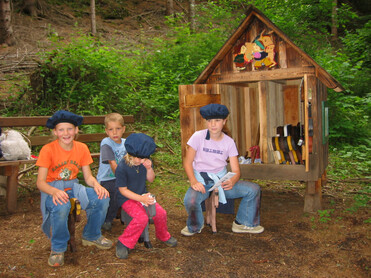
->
[45,187,109,253]
[101,179,118,223]
[183,180,261,233]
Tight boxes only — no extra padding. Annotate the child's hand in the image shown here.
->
[52,189,69,206]
[191,182,206,194]
[142,159,152,169]
[94,184,110,199]
[221,179,234,191]
[141,193,155,206]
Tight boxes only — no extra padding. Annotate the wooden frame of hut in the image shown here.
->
[178,5,344,212]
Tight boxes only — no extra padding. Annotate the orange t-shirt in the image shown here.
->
[36,140,93,183]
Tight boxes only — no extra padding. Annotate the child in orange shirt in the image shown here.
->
[36,110,113,267]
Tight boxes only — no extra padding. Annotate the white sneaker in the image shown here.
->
[232,221,264,234]
[181,225,204,236]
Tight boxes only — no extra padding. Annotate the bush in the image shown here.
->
[28,35,142,116]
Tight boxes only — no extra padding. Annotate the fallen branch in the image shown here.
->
[327,178,370,183]
[18,164,37,177]
[165,142,175,155]
[159,166,179,175]
[174,0,188,14]
[17,182,35,192]
[130,9,163,18]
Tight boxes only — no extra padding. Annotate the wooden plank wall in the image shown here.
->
[221,85,240,154]
[179,84,221,158]
[220,84,260,158]
[266,81,284,163]
[284,85,300,125]
[245,85,259,156]
[258,82,268,163]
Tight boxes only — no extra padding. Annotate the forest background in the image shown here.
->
[0,0,370,218]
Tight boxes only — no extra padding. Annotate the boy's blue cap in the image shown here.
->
[46,110,83,129]
[200,103,229,120]
[125,133,156,159]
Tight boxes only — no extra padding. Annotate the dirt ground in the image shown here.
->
[0,177,369,278]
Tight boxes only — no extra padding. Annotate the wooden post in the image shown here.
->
[258,81,268,163]
[304,178,322,212]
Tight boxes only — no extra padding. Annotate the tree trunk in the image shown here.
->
[90,0,96,35]
[166,0,174,16]
[189,0,195,33]
[331,0,338,41]
[0,0,15,46]
[23,0,37,17]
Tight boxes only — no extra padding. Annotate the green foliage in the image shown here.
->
[195,0,245,35]
[317,209,334,223]
[345,185,371,214]
[328,145,371,179]
[136,22,227,120]
[326,93,370,145]
[338,20,371,97]
[27,35,142,115]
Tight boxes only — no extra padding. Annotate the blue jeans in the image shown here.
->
[183,180,261,233]
[45,188,109,253]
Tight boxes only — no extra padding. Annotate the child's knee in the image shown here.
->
[136,213,149,226]
[156,206,167,219]
[99,197,110,210]
[184,190,199,208]
[53,202,70,218]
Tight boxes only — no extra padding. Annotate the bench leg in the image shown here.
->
[5,165,19,213]
[68,198,81,253]
[205,190,218,233]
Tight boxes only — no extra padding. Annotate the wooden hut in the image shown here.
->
[178,5,344,212]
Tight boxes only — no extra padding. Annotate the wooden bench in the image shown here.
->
[0,115,135,213]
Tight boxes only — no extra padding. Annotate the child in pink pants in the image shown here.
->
[115,133,177,259]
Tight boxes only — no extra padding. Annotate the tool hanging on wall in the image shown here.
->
[307,93,314,154]
[271,124,302,165]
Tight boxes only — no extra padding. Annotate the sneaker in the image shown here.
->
[82,236,113,250]
[116,241,129,259]
[101,222,112,231]
[163,236,177,247]
[48,251,64,267]
[232,221,264,234]
[181,225,204,236]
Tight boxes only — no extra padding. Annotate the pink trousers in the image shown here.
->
[119,199,171,249]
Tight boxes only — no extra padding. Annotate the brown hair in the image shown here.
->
[104,113,125,127]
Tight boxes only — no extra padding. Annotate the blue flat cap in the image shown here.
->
[200,103,229,120]
[125,133,156,159]
[46,110,83,129]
